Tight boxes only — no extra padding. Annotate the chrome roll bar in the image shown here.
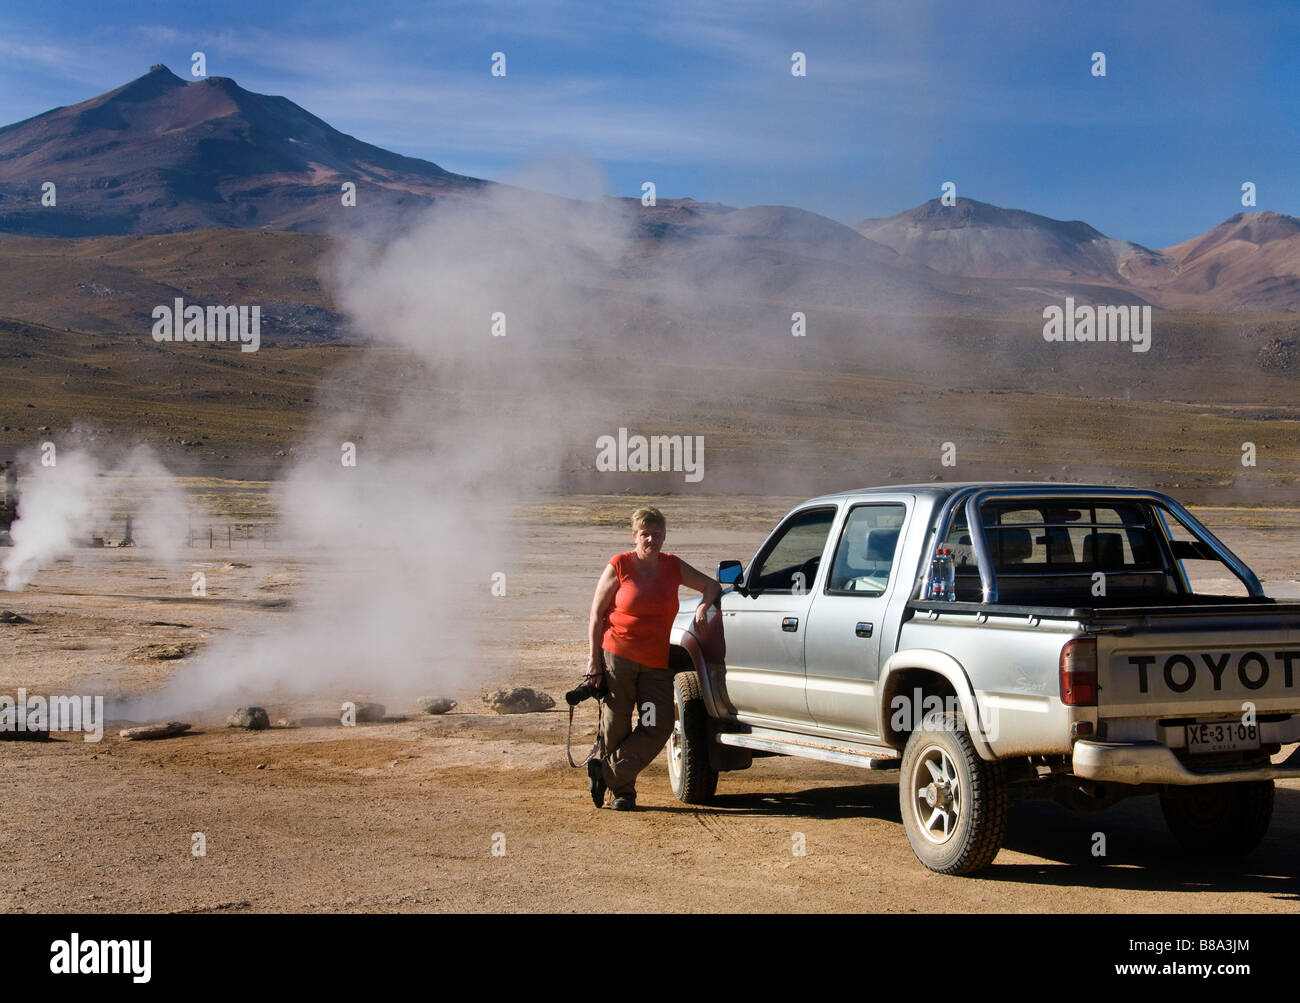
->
[927,486,1264,603]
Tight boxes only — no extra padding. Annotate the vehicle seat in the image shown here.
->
[1038,525,1076,564]
[994,528,1033,565]
[831,527,899,589]
[829,526,869,588]
[864,528,899,572]
[1084,531,1124,570]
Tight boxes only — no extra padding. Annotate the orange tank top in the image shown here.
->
[602,551,682,669]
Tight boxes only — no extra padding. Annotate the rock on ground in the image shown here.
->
[342,701,385,723]
[0,726,50,741]
[119,722,191,740]
[483,687,556,714]
[0,609,32,624]
[129,642,198,661]
[416,696,457,715]
[227,707,270,730]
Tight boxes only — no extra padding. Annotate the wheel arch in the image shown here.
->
[668,627,723,718]
[879,649,995,760]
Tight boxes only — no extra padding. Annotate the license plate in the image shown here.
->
[1186,721,1260,754]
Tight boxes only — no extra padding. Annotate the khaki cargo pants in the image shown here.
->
[598,649,675,797]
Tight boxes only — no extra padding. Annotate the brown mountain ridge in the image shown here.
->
[857,199,1300,312]
[0,67,1297,312]
[0,64,488,236]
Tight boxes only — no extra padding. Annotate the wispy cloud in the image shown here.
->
[0,38,80,70]
[118,24,860,167]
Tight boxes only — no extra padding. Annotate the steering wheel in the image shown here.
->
[794,556,820,592]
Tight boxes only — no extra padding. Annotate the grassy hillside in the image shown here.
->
[0,229,1297,501]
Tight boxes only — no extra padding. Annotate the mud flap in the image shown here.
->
[708,724,753,772]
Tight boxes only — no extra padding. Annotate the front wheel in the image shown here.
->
[899,710,1007,875]
[667,670,717,804]
[1159,780,1274,857]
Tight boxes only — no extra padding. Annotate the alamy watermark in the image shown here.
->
[50,934,150,982]
[595,427,704,483]
[151,298,261,352]
[889,688,1000,741]
[1042,297,1151,353]
[0,688,104,741]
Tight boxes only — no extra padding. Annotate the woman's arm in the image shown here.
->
[587,563,619,677]
[679,560,722,626]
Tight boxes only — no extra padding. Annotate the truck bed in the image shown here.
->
[907,596,1300,621]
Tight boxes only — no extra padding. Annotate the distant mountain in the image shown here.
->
[1153,212,1300,311]
[856,198,1300,311]
[617,200,968,314]
[1,67,1296,311]
[0,64,487,236]
[0,66,940,309]
[854,198,1171,288]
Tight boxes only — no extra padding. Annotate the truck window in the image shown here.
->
[941,499,1181,603]
[748,507,837,594]
[828,503,906,594]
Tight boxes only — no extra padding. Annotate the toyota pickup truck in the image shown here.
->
[665,483,1300,874]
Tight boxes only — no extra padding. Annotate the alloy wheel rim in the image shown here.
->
[668,715,683,784]
[911,744,961,845]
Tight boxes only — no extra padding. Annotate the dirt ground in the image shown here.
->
[1,495,1298,913]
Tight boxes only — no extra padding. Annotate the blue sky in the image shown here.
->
[1,0,1295,248]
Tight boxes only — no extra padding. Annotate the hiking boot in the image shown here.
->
[587,759,606,808]
[611,791,637,811]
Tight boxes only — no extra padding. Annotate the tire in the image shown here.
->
[667,670,718,804]
[1159,780,1274,857]
[899,710,1007,875]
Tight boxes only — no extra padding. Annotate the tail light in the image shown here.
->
[1060,637,1098,706]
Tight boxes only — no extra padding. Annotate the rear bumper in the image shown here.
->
[1072,740,1300,786]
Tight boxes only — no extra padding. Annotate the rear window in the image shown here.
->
[943,501,1166,575]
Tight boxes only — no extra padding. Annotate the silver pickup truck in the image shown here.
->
[665,483,1300,874]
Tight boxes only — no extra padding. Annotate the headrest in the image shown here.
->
[1084,532,1124,569]
[866,528,899,562]
[996,527,1033,564]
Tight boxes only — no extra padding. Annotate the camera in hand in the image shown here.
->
[566,675,609,706]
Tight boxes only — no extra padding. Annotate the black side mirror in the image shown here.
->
[718,560,744,589]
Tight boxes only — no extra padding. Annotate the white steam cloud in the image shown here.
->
[123,177,640,717]
[112,158,937,718]
[3,446,202,591]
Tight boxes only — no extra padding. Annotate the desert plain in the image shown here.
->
[2,484,1298,914]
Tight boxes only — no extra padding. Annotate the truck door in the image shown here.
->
[722,505,838,727]
[803,500,911,737]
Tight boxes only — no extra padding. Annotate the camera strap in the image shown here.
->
[566,697,604,768]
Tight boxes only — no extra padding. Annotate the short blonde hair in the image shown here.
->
[631,506,667,533]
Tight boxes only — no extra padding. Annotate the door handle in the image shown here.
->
[855,622,873,638]
[781,617,799,632]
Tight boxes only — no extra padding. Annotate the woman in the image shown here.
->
[585,506,721,810]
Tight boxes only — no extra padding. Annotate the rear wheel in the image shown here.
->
[667,670,717,804]
[1159,781,1274,857]
[899,710,1007,875]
